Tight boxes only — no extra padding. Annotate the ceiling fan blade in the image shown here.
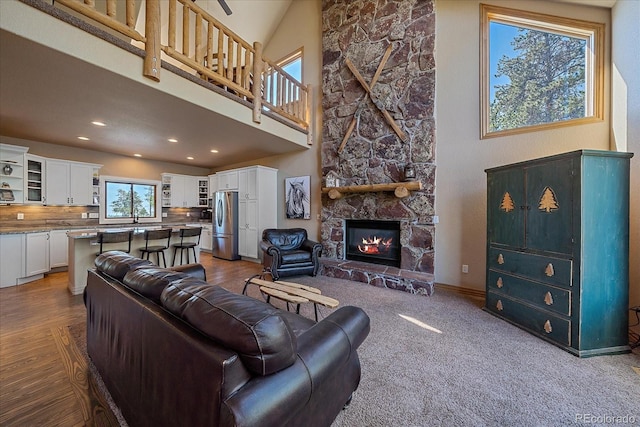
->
[218,0,232,15]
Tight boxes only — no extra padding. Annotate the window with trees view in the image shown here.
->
[100,176,161,224]
[480,4,604,139]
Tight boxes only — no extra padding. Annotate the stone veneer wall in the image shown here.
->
[321,0,436,295]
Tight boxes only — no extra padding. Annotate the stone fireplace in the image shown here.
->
[320,0,436,295]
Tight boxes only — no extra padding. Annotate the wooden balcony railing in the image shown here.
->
[52,0,311,141]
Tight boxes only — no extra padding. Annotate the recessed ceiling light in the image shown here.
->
[92,121,106,126]
[168,138,178,143]
[186,156,194,160]
[134,154,142,157]
[210,149,219,153]
[77,136,90,141]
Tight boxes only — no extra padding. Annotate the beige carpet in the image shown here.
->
[71,274,640,426]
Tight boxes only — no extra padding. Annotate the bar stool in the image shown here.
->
[139,228,172,267]
[96,230,133,255]
[171,227,202,266]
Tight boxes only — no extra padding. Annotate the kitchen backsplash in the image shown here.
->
[0,205,209,230]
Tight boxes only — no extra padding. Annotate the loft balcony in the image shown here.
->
[0,0,311,167]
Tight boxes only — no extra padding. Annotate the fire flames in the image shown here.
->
[357,236,393,255]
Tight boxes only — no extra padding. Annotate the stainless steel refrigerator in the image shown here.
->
[212,191,240,260]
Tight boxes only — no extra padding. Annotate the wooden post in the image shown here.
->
[182,4,189,58]
[252,41,263,123]
[207,22,213,71]
[106,0,115,18]
[168,0,176,49]
[143,0,160,82]
[306,84,313,145]
[126,0,135,29]
[195,13,203,65]
[217,30,224,76]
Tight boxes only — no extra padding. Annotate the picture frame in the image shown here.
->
[285,176,310,219]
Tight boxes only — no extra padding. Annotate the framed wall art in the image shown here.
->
[285,175,310,219]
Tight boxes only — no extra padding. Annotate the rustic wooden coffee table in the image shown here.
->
[243,277,339,321]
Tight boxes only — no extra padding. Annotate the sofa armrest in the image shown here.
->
[300,239,322,256]
[220,306,370,427]
[259,240,281,258]
[170,263,206,281]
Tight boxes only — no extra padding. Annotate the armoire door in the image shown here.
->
[487,167,525,249]
[524,158,575,255]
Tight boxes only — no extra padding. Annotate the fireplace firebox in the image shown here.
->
[345,220,401,267]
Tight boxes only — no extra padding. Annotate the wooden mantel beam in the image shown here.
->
[321,181,422,199]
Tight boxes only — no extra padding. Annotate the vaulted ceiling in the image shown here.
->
[0,0,297,169]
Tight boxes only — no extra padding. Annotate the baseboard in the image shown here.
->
[434,282,485,300]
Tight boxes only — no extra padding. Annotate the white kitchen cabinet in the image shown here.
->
[0,234,25,287]
[239,198,259,258]
[45,159,101,205]
[25,232,50,276]
[24,154,46,204]
[216,170,239,190]
[237,166,277,259]
[0,143,27,204]
[162,174,204,207]
[208,174,217,197]
[49,229,69,268]
[200,224,213,251]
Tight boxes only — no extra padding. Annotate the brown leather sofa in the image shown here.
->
[260,228,322,280]
[85,251,370,427]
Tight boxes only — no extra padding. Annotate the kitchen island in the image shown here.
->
[67,226,202,295]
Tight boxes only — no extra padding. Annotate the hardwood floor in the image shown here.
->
[0,254,263,426]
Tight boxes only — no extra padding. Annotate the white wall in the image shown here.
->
[219,0,323,241]
[434,0,612,290]
[612,0,640,308]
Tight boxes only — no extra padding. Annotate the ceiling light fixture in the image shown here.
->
[134,154,142,157]
[168,138,178,143]
[77,136,90,141]
[210,149,219,153]
[187,156,194,160]
[92,121,106,126]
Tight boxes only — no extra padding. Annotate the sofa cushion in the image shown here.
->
[95,251,153,281]
[280,249,313,265]
[263,228,307,251]
[161,282,297,376]
[123,268,205,304]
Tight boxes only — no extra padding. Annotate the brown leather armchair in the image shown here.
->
[260,228,322,281]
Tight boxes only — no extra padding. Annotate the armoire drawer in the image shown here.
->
[486,291,571,346]
[487,271,571,316]
[488,247,572,288]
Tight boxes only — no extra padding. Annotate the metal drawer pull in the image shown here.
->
[543,320,553,334]
[544,292,554,305]
[545,263,555,277]
[496,300,503,311]
[497,254,504,265]
[497,277,503,288]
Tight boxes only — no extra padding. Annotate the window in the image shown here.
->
[480,4,604,138]
[278,48,303,83]
[99,176,162,224]
[264,48,303,110]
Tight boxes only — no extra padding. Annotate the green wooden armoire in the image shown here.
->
[485,150,633,357]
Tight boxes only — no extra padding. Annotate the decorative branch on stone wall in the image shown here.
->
[339,44,407,153]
